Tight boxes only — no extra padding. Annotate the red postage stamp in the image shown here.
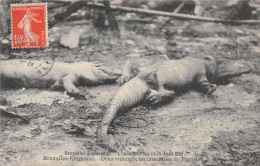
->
[11,3,48,48]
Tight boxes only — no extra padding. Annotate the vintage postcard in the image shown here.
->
[0,0,259,166]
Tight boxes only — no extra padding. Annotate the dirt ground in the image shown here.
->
[0,16,260,166]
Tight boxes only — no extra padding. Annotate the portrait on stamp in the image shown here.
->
[11,3,47,48]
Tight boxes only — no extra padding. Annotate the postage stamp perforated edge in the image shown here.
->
[10,2,49,49]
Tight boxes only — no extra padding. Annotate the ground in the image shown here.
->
[0,16,260,166]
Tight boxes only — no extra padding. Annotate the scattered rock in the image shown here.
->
[83,126,96,137]
[149,128,156,134]
[156,16,169,23]
[177,29,183,35]
[102,51,107,55]
[125,13,136,19]
[156,46,166,52]
[125,40,135,45]
[30,127,42,136]
[191,118,201,124]
[60,26,87,48]
[49,36,56,42]
[252,46,260,55]
[133,48,144,53]
[125,145,138,152]
[52,121,63,127]
[149,24,157,29]
[227,83,235,87]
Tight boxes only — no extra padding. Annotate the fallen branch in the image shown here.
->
[48,0,260,26]
[173,2,185,13]
[0,106,30,123]
[86,2,260,25]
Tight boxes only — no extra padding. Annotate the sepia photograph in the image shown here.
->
[0,0,259,165]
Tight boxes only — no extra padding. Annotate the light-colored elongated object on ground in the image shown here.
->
[0,59,121,98]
